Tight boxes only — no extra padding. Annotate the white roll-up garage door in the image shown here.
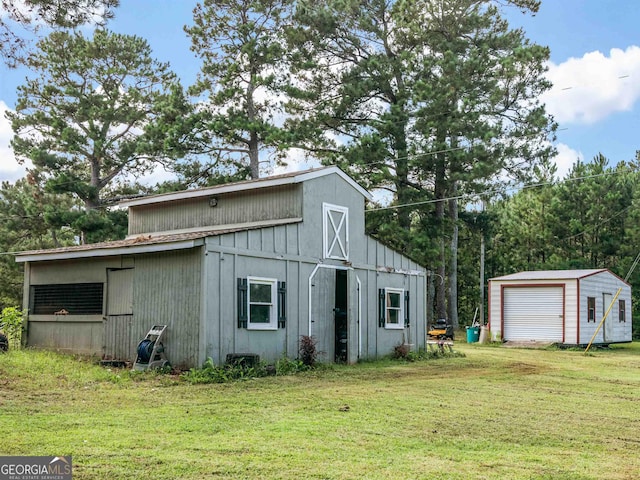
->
[503,286,564,342]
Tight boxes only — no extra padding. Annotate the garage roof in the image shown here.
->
[491,269,608,281]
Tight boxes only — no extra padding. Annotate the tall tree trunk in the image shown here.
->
[394,127,411,232]
[436,237,446,320]
[434,140,447,320]
[246,76,260,179]
[249,131,260,179]
[448,181,459,329]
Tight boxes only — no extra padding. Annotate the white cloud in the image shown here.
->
[0,101,29,183]
[543,46,640,125]
[271,148,320,175]
[553,143,583,179]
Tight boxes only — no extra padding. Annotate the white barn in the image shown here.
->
[488,269,632,345]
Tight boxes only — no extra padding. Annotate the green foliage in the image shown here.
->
[7,28,185,242]
[288,0,555,326]
[182,357,268,384]
[0,0,119,67]
[480,154,640,339]
[185,0,296,178]
[0,307,24,349]
[275,356,310,375]
[0,176,79,308]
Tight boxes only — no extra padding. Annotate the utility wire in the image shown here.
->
[365,169,633,212]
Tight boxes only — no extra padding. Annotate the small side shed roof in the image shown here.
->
[15,219,301,263]
[491,269,629,285]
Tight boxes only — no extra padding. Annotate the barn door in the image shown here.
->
[334,269,348,363]
[310,267,336,363]
[104,268,135,361]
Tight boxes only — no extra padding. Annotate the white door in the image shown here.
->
[503,286,564,342]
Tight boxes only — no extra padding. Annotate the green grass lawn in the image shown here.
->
[1,343,639,479]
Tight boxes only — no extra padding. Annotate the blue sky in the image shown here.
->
[1,0,639,183]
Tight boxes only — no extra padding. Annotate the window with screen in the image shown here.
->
[31,283,104,315]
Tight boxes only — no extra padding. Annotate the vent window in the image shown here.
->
[31,283,104,315]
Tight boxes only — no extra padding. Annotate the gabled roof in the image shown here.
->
[119,165,373,208]
[14,218,301,263]
[490,269,614,282]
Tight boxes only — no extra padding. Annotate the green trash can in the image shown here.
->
[466,326,480,343]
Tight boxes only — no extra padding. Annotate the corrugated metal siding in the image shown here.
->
[27,319,103,355]
[103,315,133,360]
[133,249,202,368]
[129,184,302,235]
[503,287,564,341]
[26,257,123,355]
[104,268,135,361]
[107,268,133,315]
[579,272,632,344]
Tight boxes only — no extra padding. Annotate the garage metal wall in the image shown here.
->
[579,272,632,344]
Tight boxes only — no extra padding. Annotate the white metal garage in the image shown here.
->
[502,286,564,342]
[489,269,632,345]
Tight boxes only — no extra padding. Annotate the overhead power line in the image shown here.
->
[365,169,634,212]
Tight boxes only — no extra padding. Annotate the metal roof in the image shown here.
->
[490,269,609,281]
[15,218,302,263]
[119,166,373,208]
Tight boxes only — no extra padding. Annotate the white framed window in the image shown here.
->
[382,288,405,330]
[323,203,349,260]
[247,276,278,330]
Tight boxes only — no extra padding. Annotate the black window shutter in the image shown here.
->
[378,288,385,327]
[404,291,410,328]
[278,281,286,328]
[237,278,248,328]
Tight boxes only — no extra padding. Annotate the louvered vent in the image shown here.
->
[31,283,104,315]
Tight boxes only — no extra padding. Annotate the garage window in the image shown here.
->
[619,299,626,322]
[30,283,104,315]
[587,297,596,322]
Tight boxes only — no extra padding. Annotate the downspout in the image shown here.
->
[199,244,209,366]
[308,264,321,336]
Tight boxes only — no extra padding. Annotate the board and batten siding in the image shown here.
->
[578,272,632,344]
[201,217,426,366]
[132,248,202,368]
[128,184,302,235]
